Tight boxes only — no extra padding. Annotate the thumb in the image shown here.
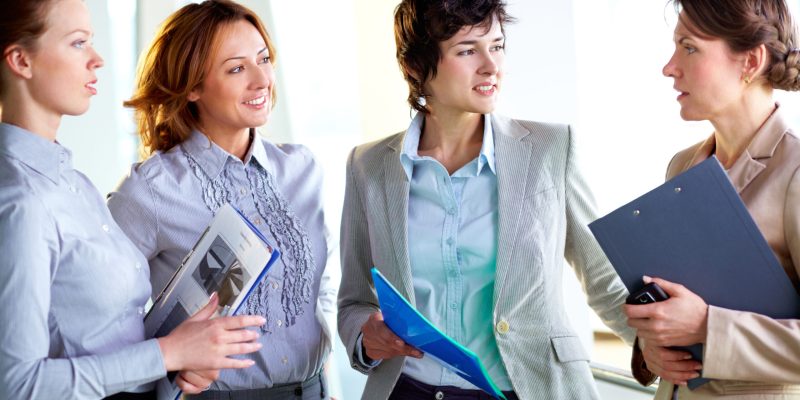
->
[187,292,218,322]
[647,277,685,296]
[373,311,384,322]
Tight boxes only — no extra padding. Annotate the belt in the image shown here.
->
[104,391,156,400]
[190,372,325,400]
[390,374,519,400]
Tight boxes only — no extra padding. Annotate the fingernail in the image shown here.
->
[692,373,700,378]
[394,340,403,346]
[258,317,267,325]
[683,354,692,360]
[643,275,652,283]
[209,292,218,301]
[247,359,256,366]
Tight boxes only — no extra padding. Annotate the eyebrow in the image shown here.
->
[449,36,505,49]
[221,47,269,65]
[63,29,92,38]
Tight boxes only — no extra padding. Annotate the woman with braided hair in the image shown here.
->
[623,0,800,398]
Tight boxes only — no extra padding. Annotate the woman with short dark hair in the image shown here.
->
[337,1,635,399]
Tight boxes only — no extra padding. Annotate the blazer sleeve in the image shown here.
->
[562,125,636,346]
[337,147,381,374]
[701,166,800,383]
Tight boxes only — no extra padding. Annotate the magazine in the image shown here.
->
[143,203,280,400]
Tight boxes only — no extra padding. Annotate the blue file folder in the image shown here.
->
[370,268,506,399]
[589,156,800,389]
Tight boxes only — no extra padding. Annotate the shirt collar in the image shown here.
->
[0,122,71,184]
[400,113,496,179]
[181,128,266,179]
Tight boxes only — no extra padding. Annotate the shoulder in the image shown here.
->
[349,131,404,171]
[112,151,173,206]
[260,137,323,178]
[495,115,571,146]
[666,140,705,179]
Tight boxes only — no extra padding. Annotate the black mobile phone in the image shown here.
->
[625,282,670,305]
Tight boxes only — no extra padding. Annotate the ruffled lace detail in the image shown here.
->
[247,162,316,327]
[183,148,315,333]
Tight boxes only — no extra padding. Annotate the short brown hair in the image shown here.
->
[394,0,514,113]
[673,0,800,91]
[124,0,277,157]
[0,0,54,101]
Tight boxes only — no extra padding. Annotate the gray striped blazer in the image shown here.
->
[337,114,636,399]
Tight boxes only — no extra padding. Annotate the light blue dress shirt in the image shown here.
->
[0,123,166,399]
[399,114,512,390]
[107,130,335,390]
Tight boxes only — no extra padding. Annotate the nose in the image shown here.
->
[250,62,273,91]
[479,51,500,76]
[88,46,104,70]
[662,52,678,78]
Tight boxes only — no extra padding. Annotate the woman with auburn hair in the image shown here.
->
[0,0,266,399]
[337,0,635,398]
[624,0,800,398]
[107,1,336,399]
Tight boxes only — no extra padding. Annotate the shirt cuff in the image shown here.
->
[354,333,381,370]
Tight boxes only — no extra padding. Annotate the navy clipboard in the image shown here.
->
[589,156,800,389]
[370,268,506,399]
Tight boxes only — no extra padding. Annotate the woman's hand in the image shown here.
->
[158,292,266,371]
[175,369,219,394]
[638,337,702,385]
[623,276,709,346]
[360,311,423,361]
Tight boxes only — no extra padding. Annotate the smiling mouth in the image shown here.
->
[85,80,97,95]
[474,84,496,95]
[243,95,267,108]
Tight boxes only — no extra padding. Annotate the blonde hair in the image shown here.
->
[124,0,276,157]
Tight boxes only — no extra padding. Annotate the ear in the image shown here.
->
[187,87,200,102]
[742,43,768,81]
[3,45,34,80]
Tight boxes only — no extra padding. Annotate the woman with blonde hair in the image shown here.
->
[108,1,336,399]
[625,0,800,398]
[0,0,265,399]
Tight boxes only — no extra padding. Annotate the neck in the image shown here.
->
[418,108,484,174]
[710,89,775,169]
[198,122,251,161]
[1,91,61,141]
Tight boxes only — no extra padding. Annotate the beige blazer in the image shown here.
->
[638,106,800,399]
[337,114,635,400]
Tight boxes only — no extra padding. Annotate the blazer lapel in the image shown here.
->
[728,107,788,193]
[383,135,415,304]
[492,116,532,305]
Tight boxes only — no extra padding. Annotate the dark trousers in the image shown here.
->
[389,374,519,400]
[189,372,328,400]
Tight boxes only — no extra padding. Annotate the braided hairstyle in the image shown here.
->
[673,0,800,91]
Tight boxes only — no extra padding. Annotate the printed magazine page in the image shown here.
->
[143,203,279,400]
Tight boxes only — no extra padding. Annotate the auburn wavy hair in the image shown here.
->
[124,0,276,157]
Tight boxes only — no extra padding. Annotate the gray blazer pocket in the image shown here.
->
[551,335,590,363]
[524,186,557,213]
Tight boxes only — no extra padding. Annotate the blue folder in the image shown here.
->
[589,156,800,389]
[370,268,506,399]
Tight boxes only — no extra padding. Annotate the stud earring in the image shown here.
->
[744,75,752,84]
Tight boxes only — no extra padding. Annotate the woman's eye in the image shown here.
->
[259,56,270,64]
[458,49,475,56]
[72,40,87,49]
[491,45,505,52]
[229,65,243,73]
[685,46,696,54]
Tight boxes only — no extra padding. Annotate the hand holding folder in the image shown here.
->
[370,268,507,399]
[589,157,800,389]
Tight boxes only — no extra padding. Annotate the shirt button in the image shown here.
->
[271,281,278,289]
[277,319,283,327]
[69,186,77,193]
[281,356,288,364]
[135,262,142,270]
[239,188,247,195]
[138,307,145,316]
[449,303,457,310]
[101,224,110,232]
[254,218,263,225]
[447,207,456,215]
[446,238,454,246]
[435,391,444,400]
[496,320,510,334]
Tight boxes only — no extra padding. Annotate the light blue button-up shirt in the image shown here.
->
[0,123,166,399]
[399,114,512,391]
[108,130,335,390]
